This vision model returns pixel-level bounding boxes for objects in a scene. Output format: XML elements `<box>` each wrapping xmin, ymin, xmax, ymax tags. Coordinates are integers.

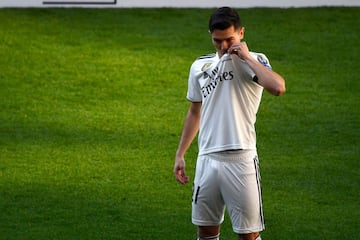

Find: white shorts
<box><xmin>192</xmin><ymin>150</ymin><xmax>265</xmax><ymax>234</ymax></box>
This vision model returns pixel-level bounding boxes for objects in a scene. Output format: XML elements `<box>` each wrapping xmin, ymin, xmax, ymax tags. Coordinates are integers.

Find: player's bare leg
<box><xmin>238</xmin><ymin>232</ymin><xmax>261</xmax><ymax>240</ymax></box>
<box><xmin>197</xmin><ymin>225</ymin><xmax>220</xmax><ymax>239</ymax></box>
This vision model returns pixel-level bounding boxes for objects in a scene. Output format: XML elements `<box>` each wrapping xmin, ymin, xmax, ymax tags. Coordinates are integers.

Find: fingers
<box><xmin>175</xmin><ymin>168</ymin><xmax>190</xmax><ymax>184</ymax></box>
<box><xmin>228</xmin><ymin>42</ymin><xmax>250</xmax><ymax>61</ymax></box>
<box><xmin>177</xmin><ymin>175</ymin><xmax>190</xmax><ymax>184</ymax></box>
<box><xmin>174</xmin><ymin>161</ymin><xmax>190</xmax><ymax>184</ymax></box>
<box><xmin>228</xmin><ymin>42</ymin><xmax>248</xmax><ymax>55</ymax></box>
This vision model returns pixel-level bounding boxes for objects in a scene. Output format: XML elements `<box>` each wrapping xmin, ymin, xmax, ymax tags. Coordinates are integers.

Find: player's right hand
<box><xmin>174</xmin><ymin>157</ymin><xmax>190</xmax><ymax>184</ymax></box>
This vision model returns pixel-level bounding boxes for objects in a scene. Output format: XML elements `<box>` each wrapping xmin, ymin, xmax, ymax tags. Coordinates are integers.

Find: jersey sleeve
<box><xmin>249</xmin><ymin>52</ymin><xmax>272</xmax><ymax>82</ymax></box>
<box><xmin>253</xmin><ymin>53</ymin><xmax>272</xmax><ymax>70</ymax></box>
<box><xmin>186</xmin><ymin>61</ymin><xmax>203</xmax><ymax>102</ymax></box>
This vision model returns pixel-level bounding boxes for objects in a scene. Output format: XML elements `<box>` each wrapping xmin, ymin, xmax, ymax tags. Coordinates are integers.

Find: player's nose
<box><xmin>220</xmin><ymin>42</ymin><xmax>229</xmax><ymax>52</ymax></box>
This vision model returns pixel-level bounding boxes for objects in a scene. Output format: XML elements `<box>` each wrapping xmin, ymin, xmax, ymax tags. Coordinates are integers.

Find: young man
<box><xmin>173</xmin><ymin>7</ymin><xmax>286</xmax><ymax>240</ymax></box>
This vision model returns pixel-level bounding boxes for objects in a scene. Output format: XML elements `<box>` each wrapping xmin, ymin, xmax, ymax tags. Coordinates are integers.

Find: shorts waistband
<box><xmin>206</xmin><ymin>149</ymin><xmax>257</xmax><ymax>162</ymax></box>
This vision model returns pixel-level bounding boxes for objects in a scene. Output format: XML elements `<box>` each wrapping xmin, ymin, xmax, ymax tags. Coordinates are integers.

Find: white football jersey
<box><xmin>187</xmin><ymin>52</ymin><xmax>271</xmax><ymax>155</ymax></box>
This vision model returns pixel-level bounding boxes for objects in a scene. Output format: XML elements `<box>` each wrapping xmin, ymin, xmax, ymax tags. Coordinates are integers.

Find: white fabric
<box><xmin>187</xmin><ymin>52</ymin><xmax>270</xmax><ymax>155</ymax></box>
<box><xmin>192</xmin><ymin>150</ymin><xmax>265</xmax><ymax>233</ymax></box>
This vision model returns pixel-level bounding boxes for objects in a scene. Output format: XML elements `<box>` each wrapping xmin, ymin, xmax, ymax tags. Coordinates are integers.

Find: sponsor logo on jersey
<box><xmin>201</xmin><ymin>66</ymin><xmax>234</xmax><ymax>98</ymax></box>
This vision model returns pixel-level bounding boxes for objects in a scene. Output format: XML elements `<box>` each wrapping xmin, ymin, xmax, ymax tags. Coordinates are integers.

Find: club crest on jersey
<box><xmin>201</xmin><ymin>63</ymin><xmax>212</xmax><ymax>72</ymax></box>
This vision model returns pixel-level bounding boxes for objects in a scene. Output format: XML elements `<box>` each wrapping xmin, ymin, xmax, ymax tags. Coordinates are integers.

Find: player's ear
<box><xmin>240</xmin><ymin>27</ymin><xmax>245</xmax><ymax>36</ymax></box>
<box><xmin>238</xmin><ymin>27</ymin><xmax>245</xmax><ymax>40</ymax></box>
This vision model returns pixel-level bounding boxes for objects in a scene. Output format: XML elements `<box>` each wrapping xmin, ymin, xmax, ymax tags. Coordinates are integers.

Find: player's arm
<box><xmin>229</xmin><ymin>42</ymin><xmax>286</xmax><ymax>96</ymax></box>
<box><xmin>174</xmin><ymin>102</ymin><xmax>202</xmax><ymax>184</ymax></box>
<box><xmin>245</xmin><ymin>55</ymin><xmax>286</xmax><ymax>96</ymax></box>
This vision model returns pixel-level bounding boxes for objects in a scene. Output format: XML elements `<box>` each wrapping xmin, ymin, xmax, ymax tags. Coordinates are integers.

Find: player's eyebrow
<box><xmin>212</xmin><ymin>36</ymin><xmax>234</xmax><ymax>42</ymax></box>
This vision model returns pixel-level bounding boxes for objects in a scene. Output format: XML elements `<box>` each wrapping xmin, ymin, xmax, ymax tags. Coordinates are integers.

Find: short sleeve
<box><xmin>186</xmin><ymin>62</ymin><xmax>203</xmax><ymax>102</ymax></box>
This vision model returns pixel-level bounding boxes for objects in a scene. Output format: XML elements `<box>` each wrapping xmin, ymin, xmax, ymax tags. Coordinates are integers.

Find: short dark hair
<box><xmin>208</xmin><ymin>7</ymin><xmax>242</xmax><ymax>32</ymax></box>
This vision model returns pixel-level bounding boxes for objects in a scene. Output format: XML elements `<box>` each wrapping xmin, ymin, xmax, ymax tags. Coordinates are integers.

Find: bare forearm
<box><xmin>229</xmin><ymin>42</ymin><xmax>286</xmax><ymax>96</ymax></box>
<box><xmin>176</xmin><ymin>111</ymin><xmax>200</xmax><ymax>157</ymax></box>
<box><xmin>176</xmin><ymin>103</ymin><xmax>201</xmax><ymax>158</ymax></box>
<box><xmin>245</xmin><ymin>57</ymin><xmax>286</xmax><ymax>96</ymax></box>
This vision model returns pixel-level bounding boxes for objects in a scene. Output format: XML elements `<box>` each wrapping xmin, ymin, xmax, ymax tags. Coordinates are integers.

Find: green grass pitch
<box><xmin>0</xmin><ymin>7</ymin><xmax>359</xmax><ymax>239</ymax></box>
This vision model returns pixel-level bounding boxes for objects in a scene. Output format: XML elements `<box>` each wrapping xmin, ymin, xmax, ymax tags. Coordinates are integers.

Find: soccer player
<box><xmin>173</xmin><ymin>7</ymin><xmax>286</xmax><ymax>240</ymax></box>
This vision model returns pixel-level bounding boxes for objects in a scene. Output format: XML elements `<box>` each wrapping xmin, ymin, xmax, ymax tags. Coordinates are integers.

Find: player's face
<box><xmin>211</xmin><ymin>26</ymin><xmax>244</xmax><ymax>58</ymax></box>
